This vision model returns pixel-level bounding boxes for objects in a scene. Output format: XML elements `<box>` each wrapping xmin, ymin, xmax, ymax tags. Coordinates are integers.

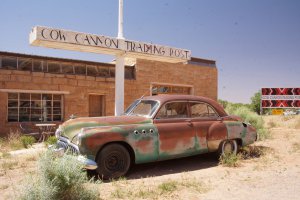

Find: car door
<box><xmin>189</xmin><ymin>101</ymin><xmax>221</xmax><ymax>153</ymax></box>
<box><xmin>153</xmin><ymin>101</ymin><xmax>197</xmax><ymax>160</ymax></box>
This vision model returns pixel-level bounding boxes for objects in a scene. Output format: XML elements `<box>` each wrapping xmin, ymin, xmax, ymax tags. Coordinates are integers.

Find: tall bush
<box><xmin>19</xmin><ymin>151</ymin><xmax>99</xmax><ymax>200</ymax></box>
<box><xmin>225</xmin><ymin>103</ymin><xmax>269</xmax><ymax>140</ymax></box>
<box><xmin>250</xmin><ymin>91</ymin><xmax>261</xmax><ymax>114</ymax></box>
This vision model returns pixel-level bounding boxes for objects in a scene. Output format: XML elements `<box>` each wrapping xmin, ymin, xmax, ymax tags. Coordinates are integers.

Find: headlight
<box><xmin>55</xmin><ymin>128</ymin><xmax>62</xmax><ymax>138</ymax></box>
<box><xmin>71</xmin><ymin>134</ymin><xmax>82</xmax><ymax>146</ymax></box>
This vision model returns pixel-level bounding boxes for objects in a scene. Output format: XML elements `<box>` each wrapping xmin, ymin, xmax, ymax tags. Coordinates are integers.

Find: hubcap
<box><xmin>104</xmin><ymin>153</ymin><xmax>124</xmax><ymax>171</ymax></box>
<box><xmin>224</xmin><ymin>142</ymin><xmax>233</xmax><ymax>154</ymax></box>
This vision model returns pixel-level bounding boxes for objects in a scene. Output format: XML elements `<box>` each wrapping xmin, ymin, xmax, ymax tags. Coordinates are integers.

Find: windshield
<box><xmin>124</xmin><ymin>100</ymin><xmax>159</xmax><ymax>118</ymax></box>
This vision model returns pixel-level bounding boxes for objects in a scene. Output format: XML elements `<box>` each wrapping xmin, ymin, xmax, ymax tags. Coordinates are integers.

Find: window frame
<box><xmin>154</xmin><ymin>101</ymin><xmax>190</xmax><ymax>120</ymax></box>
<box><xmin>7</xmin><ymin>92</ymin><xmax>64</xmax><ymax>122</ymax></box>
<box><xmin>188</xmin><ymin>101</ymin><xmax>220</xmax><ymax>119</ymax></box>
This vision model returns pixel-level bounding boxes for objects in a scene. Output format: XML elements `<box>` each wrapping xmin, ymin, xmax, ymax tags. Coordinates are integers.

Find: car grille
<box><xmin>57</xmin><ymin>137</ymin><xmax>79</xmax><ymax>155</ymax></box>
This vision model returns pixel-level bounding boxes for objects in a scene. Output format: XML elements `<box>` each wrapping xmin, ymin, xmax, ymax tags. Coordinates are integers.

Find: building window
<box><xmin>151</xmin><ymin>84</ymin><xmax>192</xmax><ymax>95</ymax></box>
<box><xmin>48</xmin><ymin>62</ymin><xmax>61</xmax><ymax>73</ymax></box>
<box><xmin>7</xmin><ymin>93</ymin><xmax>63</xmax><ymax>122</ymax></box>
<box><xmin>74</xmin><ymin>64</ymin><xmax>86</xmax><ymax>75</ymax></box>
<box><xmin>18</xmin><ymin>58</ymin><xmax>33</xmax><ymax>71</ymax></box>
<box><xmin>125</xmin><ymin>66</ymin><xmax>135</xmax><ymax>79</ymax></box>
<box><xmin>0</xmin><ymin>54</ymin><xmax>135</xmax><ymax>79</ymax></box>
<box><xmin>61</xmin><ymin>62</ymin><xmax>74</xmax><ymax>74</ymax></box>
<box><xmin>1</xmin><ymin>56</ymin><xmax>17</xmax><ymax>70</ymax></box>
<box><xmin>33</xmin><ymin>60</ymin><xmax>44</xmax><ymax>72</ymax></box>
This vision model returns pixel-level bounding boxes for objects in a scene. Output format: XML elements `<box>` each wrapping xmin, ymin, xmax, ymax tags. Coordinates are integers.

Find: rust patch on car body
<box><xmin>79</xmin><ymin>123</ymin><xmax>159</xmax><ymax>164</ymax></box>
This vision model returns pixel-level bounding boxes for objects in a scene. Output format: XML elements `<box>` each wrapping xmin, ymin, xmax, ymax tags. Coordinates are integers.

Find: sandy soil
<box><xmin>0</xmin><ymin>115</ymin><xmax>299</xmax><ymax>200</ymax></box>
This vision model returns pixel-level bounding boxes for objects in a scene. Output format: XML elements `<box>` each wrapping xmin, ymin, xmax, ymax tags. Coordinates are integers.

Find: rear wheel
<box><xmin>96</xmin><ymin>144</ymin><xmax>131</xmax><ymax>180</ymax></box>
<box><xmin>219</xmin><ymin>140</ymin><xmax>238</xmax><ymax>156</ymax></box>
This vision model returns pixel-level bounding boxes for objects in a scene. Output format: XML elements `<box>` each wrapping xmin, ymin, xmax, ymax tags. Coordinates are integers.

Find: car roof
<box><xmin>141</xmin><ymin>94</ymin><xmax>228</xmax><ymax>117</ymax></box>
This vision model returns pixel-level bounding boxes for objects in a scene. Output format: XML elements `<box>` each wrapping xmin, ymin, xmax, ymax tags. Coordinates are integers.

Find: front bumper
<box><xmin>54</xmin><ymin>137</ymin><xmax>98</xmax><ymax>170</ymax></box>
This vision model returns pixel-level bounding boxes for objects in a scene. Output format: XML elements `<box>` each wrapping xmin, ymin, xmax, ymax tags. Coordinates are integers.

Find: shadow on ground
<box><xmin>89</xmin><ymin>145</ymin><xmax>272</xmax><ymax>182</ymax></box>
<box><xmin>127</xmin><ymin>153</ymin><xmax>218</xmax><ymax>180</ymax></box>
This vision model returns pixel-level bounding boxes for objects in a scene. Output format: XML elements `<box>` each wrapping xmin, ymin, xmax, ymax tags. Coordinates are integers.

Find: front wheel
<box><xmin>96</xmin><ymin>144</ymin><xmax>131</xmax><ymax>180</ymax></box>
<box><xmin>218</xmin><ymin>140</ymin><xmax>238</xmax><ymax>156</ymax></box>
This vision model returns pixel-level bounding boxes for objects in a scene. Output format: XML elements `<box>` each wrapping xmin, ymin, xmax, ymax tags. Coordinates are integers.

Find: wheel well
<box><xmin>96</xmin><ymin>141</ymin><xmax>135</xmax><ymax>165</ymax></box>
<box><xmin>235</xmin><ymin>138</ymin><xmax>243</xmax><ymax>147</ymax></box>
<box><xmin>218</xmin><ymin>138</ymin><xmax>242</xmax><ymax>151</ymax></box>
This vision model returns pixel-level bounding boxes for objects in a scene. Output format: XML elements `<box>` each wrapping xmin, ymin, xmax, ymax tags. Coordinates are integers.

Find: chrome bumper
<box><xmin>53</xmin><ymin>137</ymin><xmax>98</xmax><ymax>170</ymax></box>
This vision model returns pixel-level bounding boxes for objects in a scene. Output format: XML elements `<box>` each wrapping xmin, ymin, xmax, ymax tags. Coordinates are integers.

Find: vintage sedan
<box><xmin>55</xmin><ymin>95</ymin><xmax>257</xmax><ymax>179</ymax></box>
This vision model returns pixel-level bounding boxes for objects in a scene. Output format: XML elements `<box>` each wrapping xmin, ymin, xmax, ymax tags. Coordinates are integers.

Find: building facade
<box><xmin>0</xmin><ymin>51</ymin><xmax>217</xmax><ymax>136</ymax></box>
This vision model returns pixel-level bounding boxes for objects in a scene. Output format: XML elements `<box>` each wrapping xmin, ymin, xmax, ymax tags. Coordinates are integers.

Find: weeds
<box><xmin>219</xmin><ymin>153</ymin><xmax>242</xmax><ymax>167</ymax></box>
<box><xmin>0</xmin><ymin>184</ymin><xmax>9</xmax><ymax>190</ymax></box>
<box><xmin>267</xmin><ymin>120</ymin><xmax>277</xmax><ymax>128</ymax></box>
<box><xmin>292</xmin><ymin>142</ymin><xmax>300</xmax><ymax>152</ymax></box>
<box><xmin>158</xmin><ymin>180</ymin><xmax>177</xmax><ymax>193</ymax></box>
<box><xmin>109</xmin><ymin>175</ymin><xmax>210</xmax><ymax>199</ymax></box>
<box><xmin>20</xmin><ymin>136</ymin><xmax>36</xmax><ymax>148</ymax></box>
<box><xmin>295</xmin><ymin>119</ymin><xmax>300</xmax><ymax>129</ymax></box>
<box><xmin>7</xmin><ymin>130</ymin><xmax>23</xmax><ymax>150</ymax></box>
<box><xmin>1</xmin><ymin>159</ymin><xmax>19</xmax><ymax>171</ymax></box>
<box><xmin>239</xmin><ymin>146</ymin><xmax>267</xmax><ymax>159</ymax></box>
<box><xmin>19</xmin><ymin>151</ymin><xmax>99</xmax><ymax>200</ymax></box>
<box><xmin>45</xmin><ymin>136</ymin><xmax>57</xmax><ymax>147</ymax></box>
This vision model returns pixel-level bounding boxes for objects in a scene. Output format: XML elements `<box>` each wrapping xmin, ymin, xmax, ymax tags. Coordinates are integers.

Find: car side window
<box><xmin>190</xmin><ymin>102</ymin><xmax>219</xmax><ymax>118</ymax></box>
<box><xmin>156</xmin><ymin>102</ymin><xmax>188</xmax><ymax>119</ymax></box>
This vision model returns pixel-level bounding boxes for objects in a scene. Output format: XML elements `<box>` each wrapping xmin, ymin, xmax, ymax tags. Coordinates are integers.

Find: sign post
<box><xmin>115</xmin><ymin>0</ymin><xmax>125</xmax><ymax>116</ymax></box>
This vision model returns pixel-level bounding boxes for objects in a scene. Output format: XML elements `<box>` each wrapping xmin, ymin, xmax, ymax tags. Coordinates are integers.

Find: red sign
<box><xmin>261</xmin><ymin>88</ymin><xmax>300</xmax><ymax>108</ymax></box>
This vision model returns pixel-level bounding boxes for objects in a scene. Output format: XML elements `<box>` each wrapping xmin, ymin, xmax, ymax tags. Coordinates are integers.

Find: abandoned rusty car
<box><xmin>55</xmin><ymin>95</ymin><xmax>257</xmax><ymax>179</ymax></box>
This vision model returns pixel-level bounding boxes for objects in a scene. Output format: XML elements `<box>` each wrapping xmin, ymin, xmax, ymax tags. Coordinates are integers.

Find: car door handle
<box><xmin>185</xmin><ymin>119</ymin><xmax>193</xmax><ymax>127</ymax></box>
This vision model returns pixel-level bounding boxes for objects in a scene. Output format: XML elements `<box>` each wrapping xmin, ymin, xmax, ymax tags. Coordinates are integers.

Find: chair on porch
<box><xmin>19</xmin><ymin>123</ymin><xmax>41</xmax><ymax>141</ymax></box>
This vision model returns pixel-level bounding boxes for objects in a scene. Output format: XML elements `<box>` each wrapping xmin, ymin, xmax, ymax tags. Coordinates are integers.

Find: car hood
<box><xmin>59</xmin><ymin>115</ymin><xmax>152</xmax><ymax>139</ymax></box>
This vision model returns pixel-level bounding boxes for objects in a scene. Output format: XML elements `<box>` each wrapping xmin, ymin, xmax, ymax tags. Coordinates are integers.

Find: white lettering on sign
<box><xmin>30</xmin><ymin>26</ymin><xmax>191</xmax><ymax>63</ymax></box>
<box><xmin>262</xmin><ymin>95</ymin><xmax>300</xmax><ymax>100</ymax></box>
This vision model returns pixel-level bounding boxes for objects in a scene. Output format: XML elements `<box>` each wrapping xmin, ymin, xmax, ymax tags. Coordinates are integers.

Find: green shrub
<box><xmin>20</xmin><ymin>136</ymin><xmax>36</xmax><ymax>148</ymax></box>
<box><xmin>45</xmin><ymin>136</ymin><xmax>58</xmax><ymax>146</ymax></box>
<box><xmin>219</xmin><ymin>152</ymin><xmax>242</xmax><ymax>167</ymax></box>
<box><xmin>19</xmin><ymin>151</ymin><xmax>99</xmax><ymax>200</ymax></box>
<box><xmin>225</xmin><ymin>103</ymin><xmax>269</xmax><ymax>140</ymax></box>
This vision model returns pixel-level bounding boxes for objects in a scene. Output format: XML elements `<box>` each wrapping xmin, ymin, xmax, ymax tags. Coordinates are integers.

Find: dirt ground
<box><xmin>0</xmin><ymin>115</ymin><xmax>300</xmax><ymax>200</ymax></box>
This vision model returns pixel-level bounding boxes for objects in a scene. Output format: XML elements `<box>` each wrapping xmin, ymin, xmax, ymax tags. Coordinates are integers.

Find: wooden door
<box><xmin>89</xmin><ymin>95</ymin><xmax>105</xmax><ymax>117</ymax></box>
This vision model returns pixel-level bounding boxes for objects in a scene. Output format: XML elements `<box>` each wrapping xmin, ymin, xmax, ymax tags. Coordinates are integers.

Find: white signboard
<box><xmin>30</xmin><ymin>26</ymin><xmax>191</xmax><ymax>63</ymax></box>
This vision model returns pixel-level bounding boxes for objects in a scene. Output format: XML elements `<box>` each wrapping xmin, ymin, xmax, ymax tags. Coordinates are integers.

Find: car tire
<box><xmin>218</xmin><ymin>139</ymin><xmax>238</xmax><ymax>156</ymax></box>
<box><xmin>96</xmin><ymin>144</ymin><xmax>131</xmax><ymax>180</ymax></box>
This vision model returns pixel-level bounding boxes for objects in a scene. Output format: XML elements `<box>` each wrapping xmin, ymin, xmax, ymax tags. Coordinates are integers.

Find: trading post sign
<box><xmin>261</xmin><ymin>88</ymin><xmax>300</xmax><ymax>108</ymax></box>
<box><xmin>29</xmin><ymin>26</ymin><xmax>191</xmax><ymax>63</ymax></box>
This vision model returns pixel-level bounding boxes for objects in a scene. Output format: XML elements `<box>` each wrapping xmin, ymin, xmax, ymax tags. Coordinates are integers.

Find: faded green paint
<box><xmin>224</xmin><ymin>121</ymin><xmax>256</xmax><ymax>146</ymax></box>
<box><xmin>60</xmin><ymin>115</ymin><xmax>152</xmax><ymax>139</ymax></box>
<box><xmin>125</xmin><ymin>123</ymin><xmax>159</xmax><ymax>164</ymax></box>
<box><xmin>194</xmin><ymin>134</ymin><xmax>209</xmax><ymax>154</ymax></box>
<box><xmin>77</xmin><ymin>123</ymin><xmax>159</xmax><ymax>164</ymax></box>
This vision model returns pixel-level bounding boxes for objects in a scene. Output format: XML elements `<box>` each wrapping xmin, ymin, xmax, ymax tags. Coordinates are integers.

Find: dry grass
<box><xmin>292</xmin><ymin>142</ymin><xmax>300</xmax><ymax>152</ymax></box>
<box><xmin>267</xmin><ymin>120</ymin><xmax>277</xmax><ymax>128</ymax></box>
<box><xmin>295</xmin><ymin>118</ymin><xmax>300</xmax><ymax>129</ymax></box>
<box><xmin>108</xmin><ymin>174</ymin><xmax>210</xmax><ymax>199</ymax></box>
<box><xmin>0</xmin><ymin>130</ymin><xmax>24</xmax><ymax>153</ymax></box>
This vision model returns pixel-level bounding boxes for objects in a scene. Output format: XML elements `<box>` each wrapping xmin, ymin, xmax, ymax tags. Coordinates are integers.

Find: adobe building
<box><xmin>0</xmin><ymin>51</ymin><xmax>217</xmax><ymax>136</ymax></box>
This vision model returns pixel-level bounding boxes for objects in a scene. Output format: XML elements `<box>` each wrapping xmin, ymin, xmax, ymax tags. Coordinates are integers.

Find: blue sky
<box><xmin>1</xmin><ymin>0</ymin><xmax>299</xmax><ymax>103</ymax></box>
